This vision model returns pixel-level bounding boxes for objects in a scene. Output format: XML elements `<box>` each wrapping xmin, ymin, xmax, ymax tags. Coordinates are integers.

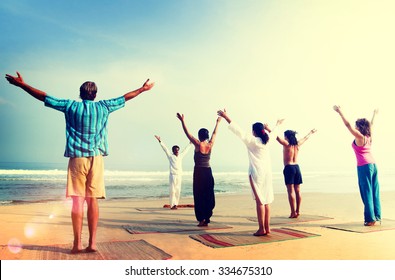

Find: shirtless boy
<box><xmin>276</xmin><ymin>128</ymin><xmax>317</xmax><ymax>218</ymax></box>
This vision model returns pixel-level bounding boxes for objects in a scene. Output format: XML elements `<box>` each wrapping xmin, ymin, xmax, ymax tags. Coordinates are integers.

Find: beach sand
<box><xmin>1</xmin><ymin>190</ymin><xmax>395</xmax><ymax>260</ymax></box>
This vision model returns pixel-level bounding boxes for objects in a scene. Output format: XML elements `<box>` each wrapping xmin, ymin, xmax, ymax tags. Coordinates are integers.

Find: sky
<box><xmin>1</xmin><ymin>0</ymin><xmax>395</xmax><ymax>173</ymax></box>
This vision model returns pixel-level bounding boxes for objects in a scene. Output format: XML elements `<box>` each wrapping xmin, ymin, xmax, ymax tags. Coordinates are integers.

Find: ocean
<box><xmin>0</xmin><ymin>162</ymin><xmax>394</xmax><ymax>205</ymax></box>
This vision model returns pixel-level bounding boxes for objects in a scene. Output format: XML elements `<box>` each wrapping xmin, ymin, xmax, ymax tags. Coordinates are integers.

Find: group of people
<box><xmin>155</xmin><ymin>105</ymin><xmax>381</xmax><ymax>237</ymax></box>
<box><xmin>5</xmin><ymin>71</ymin><xmax>382</xmax><ymax>253</ymax></box>
<box><xmin>156</xmin><ymin>108</ymin><xmax>316</xmax><ymax>236</ymax></box>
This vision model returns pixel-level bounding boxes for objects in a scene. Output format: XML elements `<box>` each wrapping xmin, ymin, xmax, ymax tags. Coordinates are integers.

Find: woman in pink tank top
<box><xmin>334</xmin><ymin>106</ymin><xmax>381</xmax><ymax>226</ymax></box>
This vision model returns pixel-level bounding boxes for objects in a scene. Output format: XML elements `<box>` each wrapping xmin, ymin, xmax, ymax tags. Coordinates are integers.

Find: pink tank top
<box><xmin>352</xmin><ymin>136</ymin><xmax>375</xmax><ymax>166</ymax></box>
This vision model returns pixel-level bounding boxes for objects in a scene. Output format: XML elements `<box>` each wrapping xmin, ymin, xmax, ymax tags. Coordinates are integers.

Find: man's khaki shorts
<box><xmin>66</xmin><ymin>155</ymin><xmax>105</xmax><ymax>198</ymax></box>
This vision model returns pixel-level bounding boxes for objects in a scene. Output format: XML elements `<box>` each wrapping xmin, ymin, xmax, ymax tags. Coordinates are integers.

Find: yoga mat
<box><xmin>247</xmin><ymin>214</ymin><xmax>333</xmax><ymax>225</ymax></box>
<box><xmin>136</xmin><ymin>204</ymin><xmax>194</xmax><ymax>211</ymax></box>
<box><xmin>323</xmin><ymin>218</ymin><xmax>395</xmax><ymax>233</ymax></box>
<box><xmin>123</xmin><ymin>220</ymin><xmax>232</xmax><ymax>234</ymax></box>
<box><xmin>189</xmin><ymin>228</ymin><xmax>320</xmax><ymax>248</ymax></box>
<box><xmin>0</xmin><ymin>240</ymin><xmax>172</xmax><ymax>260</ymax></box>
<box><xmin>163</xmin><ymin>204</ymin><xmax>194</xmax><ymax>208</ymax></box>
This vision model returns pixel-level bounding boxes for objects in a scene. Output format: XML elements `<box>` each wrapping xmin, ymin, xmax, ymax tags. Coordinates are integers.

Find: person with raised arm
<box><xmin>176</xmin><ymin>113</ymin><xmax>221</xmax><ymax>226</ymax></box>
<box><xmin>154</xmin><ymin>135</ymin><xmax>192</xmax><ymax>209</ymax></box>
<box><xmin>217</xmin><ymin>109</ymin><xmax>283</xmax><ymax>236</ymax></box>
<box><xmin>5</xmin><ymin>71</ymin><xmax>154</xmax><ymax>253</ymax></box>
<box><xmin>276</xmin><ymin>127</ymin><xmax>317</xmax><ymax>218</ymax></box>
<box><xmin>333</xmin><ymin>105</ymin><xmax>381</xmax><ymax>226</ymax></box>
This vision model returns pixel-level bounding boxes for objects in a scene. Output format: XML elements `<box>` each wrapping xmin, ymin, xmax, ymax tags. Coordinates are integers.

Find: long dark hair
<box><xmin>252</xmin><ymin>122</ymin><xmax>269</xmax><ymax>144</ymax></box>
<box><xmin>284</xmin><ymin>130</ymin><xmax>298</xmax><ymax>146</ymax></box>
<box><xmin>355</xmin><ymin>118</ymin><xmax>371</xmax><ymax>136</ymax></box>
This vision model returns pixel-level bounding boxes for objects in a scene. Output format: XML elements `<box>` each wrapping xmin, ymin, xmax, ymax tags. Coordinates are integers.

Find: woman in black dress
<box><xmin>177</xmin><ymin>113</ymin><xmax>222</xmax><ymax>226</ymax></box>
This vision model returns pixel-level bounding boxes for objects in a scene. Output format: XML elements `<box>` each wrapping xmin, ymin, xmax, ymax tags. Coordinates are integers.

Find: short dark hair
<box><xmin>79</xmin><ymin>81</ymin><xmax>97</xmax><ymax>100</ymax></box>
<box><xmin>198</xmin><ymin>128</ymin><xmax>209</xmax><ymax>141</ymax></box>
<box><xmin>172</xmin><ymin>145</ymin><xmax>180</xmax><ymax>153</ymax></box>
<box><xmin>355</xmin><ymin>118</ymin><xmax>371</xmax><ymax>136</ymax></box>
<box><xmin>284</xmin><ymin>130</ymin><xmax>298</xmax><ymax>146</ymax></box>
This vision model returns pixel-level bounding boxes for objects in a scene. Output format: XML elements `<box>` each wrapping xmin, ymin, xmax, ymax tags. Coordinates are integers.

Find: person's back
<box><xmin>276</xmin><ymin>128</ymin><xmax>316</xmax><ymax>218</ymax></box>
<box><xmin>45</xmin><ymin>95</ymin><xmax>125</xmax><ymax>157</ymax></box>
<box><xmin>196</xmin><ymin>129</ymin><xmax>214</xmax><ymax>154</ymax></box>
<box><xmin>352</xmin><ymin>136</ymin><xmax>375</xmax><ymax>166</ymax></box>
<box><xmin>192</xmin><ymin>129</ymin><xmax>214</xmax><ymax>168</ymax></box>
<box><xmin>5</xmin><ymin>72</ymin><xmax>154</xmax><ymax>253</ymax></box>
<box><xmin>282</xmin><ymin>144</ymin><xmax>299</xmax><ymax>165</ymax></box>
<box><xmin>194</xmin><ymin>149</ymin><xmax>211</xmax><ymax>168</ymax></box>
<box><xmin>176</xmin><ymin>114</ymin><xmax>221</xmax><ymax>227</ymax></box>
<box><xmin>333</xmin><ymin>106</ymin><xmax>380</xmax><ymax>226</ymax></box>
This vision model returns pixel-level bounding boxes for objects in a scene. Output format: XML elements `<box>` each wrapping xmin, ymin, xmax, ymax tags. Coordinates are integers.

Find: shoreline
<box><xmin>1</xmin><ymin>191</ymin><xmax>395</xmax><ymax>260</ymax></box>
<box><xmin>2</xmin><ymin>167</ymin><xmax>394</xmax><ymax>205</ymax></box>
<box><xmin>0</xmin><ymin>188</ymin><xmax>372</xmax><ymax>207</ymax></box>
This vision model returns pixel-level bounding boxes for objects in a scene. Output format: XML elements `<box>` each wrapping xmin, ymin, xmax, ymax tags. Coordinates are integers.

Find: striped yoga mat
<box><xmin>0</xmin><ymin>240</ymin><xmax>172</xmax><ymax>260</ymax></box>
<box><xmin>189</xmin><ymin>228</ymin><xmax>320</xmax><ymax>248</ymax></box>
<box><xmin>323</xmin><ymin>218</ymin><xmax>395</xmax><ymax>233</ymax></box>
<box><xmin>123</xmin><ymin>220</ymin><xmax>232</xmax><ymax>234</ymax></box>
<box><xmin>247</xmin><ymin>214</ymin><xmax>333</xmax><ymax>225</ymax></box>
<box><xmin>136</xmin><ymin>204</ymin><xmax>194</xmax><ymax>211</ymax></box>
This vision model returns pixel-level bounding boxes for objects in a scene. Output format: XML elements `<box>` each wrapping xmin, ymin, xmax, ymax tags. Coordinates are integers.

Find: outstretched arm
<box><xmin>179</xmin><ymin>142</ymin><xmax>193</xmax><ymax>157</ymax></box>
<box><xmin>298</xmin><ymin>129</ymin><xmax>317</xmax><ymax>146</ymax></box>
<box><xmin>274</xmin><ymin>119</ymin><xmax>288</xmax><ymax>145</ymax></box>
<box><xmin>155</xmin><ymin>135</ymin><xmax>171</xmax><ymax>157</ymax></box>
<box><xmin>333</xmin><ymin>105</ymin><xmax>363</xmax><ymax>140</ymax></box>
<box><xmin>209</xmin><ymin>117</ymin><xmax>222</xmax><ymax>145</ymax></box>
<box><xmin>266</xmin><ymin>119</ymin><xmax>284</xmax><ymax>133</ymax></box>
<box><xmin>218</xmin><ymin>109</ymin><xmax>250</xmax><ymax>143</ymax></box>
<box><xmin>371</xmin><ymin>108</ymin><xmax>379</xmax><ymax>127</ymax></box>
<box><xmin>5</xmin><ymin>72</ymin><xmax>47</xmax><ymax>102</ymax></box>
<box><xmin>123</xmin><ymin>79</ymin><xmax>155</xmax><ymax>101</ymax></box>
<box><xmin>276</xmin><ymin>135</ymin><xmax>289</xmax><ymax>146</ymax></box>
<box><xmin>176</xmin><ymin>113</ymin><xmax>200</xmax><ymax>146</ymax></box>
<box><xmin>265</xmin><ymin>119</ymin><xmax>284</xmax><ymax>140</ymax></box>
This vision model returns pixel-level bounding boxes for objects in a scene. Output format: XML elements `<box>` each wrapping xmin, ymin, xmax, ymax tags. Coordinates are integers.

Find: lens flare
<box><xmin>24</xmin><ymin>224</ymin><xmax>35</xmax><ymax>238</ymax></box>
<box><xmin>7</xmin><ymin>238</ymin><xmax>22</xmax><ymax>254</ymax></box>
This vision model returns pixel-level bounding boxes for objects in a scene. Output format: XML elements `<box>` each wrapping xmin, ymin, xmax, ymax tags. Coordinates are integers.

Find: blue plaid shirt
<box><xmin>45</xmin><ymin>95</ymin><xmax>125</xmax><ymax>158</ymax></box>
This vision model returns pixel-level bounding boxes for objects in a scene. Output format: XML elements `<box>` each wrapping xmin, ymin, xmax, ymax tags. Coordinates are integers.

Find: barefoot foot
<box><xmin>253</xmin><ymin>230</ymin><xmax>267</xmax><ymax>236</ymax></box>
<box><xmin>70</xmin><ymin>247</ymin><xmax>83</xmax><ymax>254</ymax></box>
<box><xmin>85</xmin><ymin>246</ymin><xmax>98</xmax><ymax>253</ymax></box>
<box><xmin>197</xmin><ymin>220</ymin><xmax>208</xmax><ymax>227</ymax></box>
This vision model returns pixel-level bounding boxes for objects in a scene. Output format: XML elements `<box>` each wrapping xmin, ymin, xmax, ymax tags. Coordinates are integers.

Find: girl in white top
<box><xmin>218</xmin><ymin>109</ymin><xmax>283</xmax><ymax>236</ymax></box>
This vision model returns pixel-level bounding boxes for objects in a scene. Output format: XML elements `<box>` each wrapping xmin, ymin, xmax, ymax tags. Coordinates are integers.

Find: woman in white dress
<box><xmin>218</xmin><ymin>109</ymin><xmax>282</xmax><ymax>236</ymax></box>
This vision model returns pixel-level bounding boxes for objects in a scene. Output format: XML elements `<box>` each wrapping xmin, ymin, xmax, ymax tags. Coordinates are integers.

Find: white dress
<box><xmin>228</xmin><ymin>122</ymin><xmax>274</xmax><ymax>204</ymax></box>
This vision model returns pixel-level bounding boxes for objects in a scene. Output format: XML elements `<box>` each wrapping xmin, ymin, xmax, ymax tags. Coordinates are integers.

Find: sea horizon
<box><xmin>1</xmin><ymin>161</ymin><xmax>394</xmax><ymax>206</ymax></box>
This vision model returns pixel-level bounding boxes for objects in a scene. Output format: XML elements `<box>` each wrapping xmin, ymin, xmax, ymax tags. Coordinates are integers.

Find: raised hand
<box><xmin>5</xmin><ymin>72</ymin><xmax>24</xmax><ymax>87</ymax></box>
<box><xmin>141</xmin><ymin>79</ymin><xmax>155</xmax><ymax>92</ymax></box>
<box><xmin>333</xmin><ymin>105</ymin><xmax>341</xmax><ymax>113</ymax></box>
<box><xmin>217</xmin><ymin>109</ymin><xmax>231</xmax><ymax>123</ymax></box>
<box><xmin>176</xmin><ymin>113</ymin><xmax>184</xmax><ymax>122</ymax></box>
<box><xmin>276</xmin><ymin>119</ymin><xmax>285</xmax><ymax>126</ymax></box>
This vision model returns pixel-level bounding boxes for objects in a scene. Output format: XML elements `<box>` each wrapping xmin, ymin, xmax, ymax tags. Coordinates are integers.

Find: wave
<box><xmin>0</xmin><ymin>169</ymin><xmax>66</xmax><ymax>175</ymax></box>
<box><xmin>0</xmin><ymin>169</ymin><xmax>366</xmax><ymax>178</ymax></box>
<box><xmin>1</xmin><ymin>167</ymin><xmax>394</xmax><ymax>206</ymax></box>
<box><xmin>0</xmin><ymin>198</ymin><xmax>64</xmax><ymax>205</ymax></box>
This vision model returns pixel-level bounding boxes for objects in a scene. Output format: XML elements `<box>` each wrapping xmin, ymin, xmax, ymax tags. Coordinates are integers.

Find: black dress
<box><xmin>193</xmin><ymin>151</ymin><xmax>215</xmax><ymax>223</ymax></box>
